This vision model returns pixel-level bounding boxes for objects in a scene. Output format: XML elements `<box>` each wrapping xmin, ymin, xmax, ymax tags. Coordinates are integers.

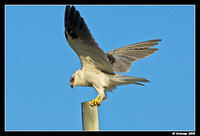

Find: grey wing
<box><xmin>106</xmin><ymin>39</ymin><xmax>162</xmax><ymax>72</ymax></box>
<box><xmin>65</xmin><ymin>6</ymin><xmax>114</xmax><ymax>74</ymax></box>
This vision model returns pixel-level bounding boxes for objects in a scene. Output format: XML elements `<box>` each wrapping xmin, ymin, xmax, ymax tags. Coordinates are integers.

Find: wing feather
<box><xmin>106</xmin><ymin>39</ymin><xmax>162</xmax><ymax>72</ymax></box>
<box><xmin>65</xmin><ymin>6</ymin><xmax>114</xmax><ymax>74</ymax></box>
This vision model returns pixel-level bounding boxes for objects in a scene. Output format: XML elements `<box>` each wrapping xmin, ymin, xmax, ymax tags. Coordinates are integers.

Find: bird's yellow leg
<box><xmin>90</xmin><ymin>96</ymin><xmax>103</xmax><ymax>107</ymax></box>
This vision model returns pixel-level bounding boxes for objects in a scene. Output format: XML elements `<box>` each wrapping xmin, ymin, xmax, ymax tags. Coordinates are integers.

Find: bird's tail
<box><xmin>110</xmin><ymin>74</ymin><xmax>150</xmax><ymax>86</ymax></box>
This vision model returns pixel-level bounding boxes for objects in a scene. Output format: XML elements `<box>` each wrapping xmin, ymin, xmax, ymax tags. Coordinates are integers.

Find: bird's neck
<box><xmin>74</xmin><ymin>69</ymin><xmax>91</xmax><ymax>87</ymax></box>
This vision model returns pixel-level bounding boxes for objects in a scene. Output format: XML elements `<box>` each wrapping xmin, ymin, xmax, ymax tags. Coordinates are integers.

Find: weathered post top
<box><xmin>81</xmin><ymin>101</ymin><xmax>99</xmax><ymax>131</ymax></box>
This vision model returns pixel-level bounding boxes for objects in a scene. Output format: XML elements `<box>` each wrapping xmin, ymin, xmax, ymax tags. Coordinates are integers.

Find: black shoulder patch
<box><xmin>106</xmin><ymin>54</ymin><xmax>115</xmax><ymax>65</ymax></box>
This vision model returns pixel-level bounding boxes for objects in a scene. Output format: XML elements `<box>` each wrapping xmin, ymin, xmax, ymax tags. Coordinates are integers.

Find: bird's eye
<box><xmin>70</xmin><ymin>77</ymin><xmax>74</xmax><ymax>82</ymax></box>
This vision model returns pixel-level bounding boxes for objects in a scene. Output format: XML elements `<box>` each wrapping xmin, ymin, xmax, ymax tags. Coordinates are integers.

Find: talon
<box><xmin>90</xmin><ymin>96</ymin><xmax>103</xmax><ymax>107</ymax></box>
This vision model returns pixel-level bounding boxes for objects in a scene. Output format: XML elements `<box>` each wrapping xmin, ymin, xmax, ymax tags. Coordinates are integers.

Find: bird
<box><xmin>64</xmin><ymin>5</ymin><xmax>162</xmax><ymax>107</ymax></box>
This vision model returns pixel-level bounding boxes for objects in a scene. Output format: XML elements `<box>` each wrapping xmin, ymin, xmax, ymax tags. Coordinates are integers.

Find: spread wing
<box><xmin>106</xmin><ymin>39</ymin><xmax>162</xmax><ymax>72</ymax></box>
<box><xmin>65</xmin><ymin>6</ymin><xmax>114</xmax><ymax>74</ymax></box>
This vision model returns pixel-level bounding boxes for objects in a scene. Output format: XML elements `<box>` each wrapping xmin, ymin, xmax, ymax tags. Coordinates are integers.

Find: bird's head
<box><xmin>70</xmin><ymin>70</ymin><xmax>83</xmax><ymax>88</ymax></box>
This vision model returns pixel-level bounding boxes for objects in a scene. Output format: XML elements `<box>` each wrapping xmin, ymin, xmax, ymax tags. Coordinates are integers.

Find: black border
<box><xmin>1</xmin><ymin>1</ymin><xmax>5</xmax><ymax>136</ymax></box>
<box><xmin>195</xmin><ymin>2</ymin><xmax>199</xmax><ymax>136</ymax></box>
<box><xmin>1</xmin><ymin>0</ymin><xmax>198</xmax><ymax>135</ymax></box>
<box><xmin>0</xmin><ymin>0</ymin><xmax>198</xmax><ymax>5</ymax></box>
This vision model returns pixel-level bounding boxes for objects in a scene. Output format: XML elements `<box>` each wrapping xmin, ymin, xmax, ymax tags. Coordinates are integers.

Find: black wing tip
<box><xmin>65</xmin><ymin>5</ymin><xmax>71</xmax><ymax>14</ymax></box>
<box><xmin>65</xmin><ymin>5</ymin><xmax>79</xmax><ymax>39</ymax></box>
<box><xmin>70</xmin><ymin>5</ymin><xmax>76</xmax><ymax>12</ymax></box>
<box><xmin>66</xmin><ymin>5</ymin><xmax>74</xmax><ymax>8</ymax></box>
<box><xmin>65</xmin><ymin>5</ymin><xmax>76</xmax><ymax>15</ymax></box>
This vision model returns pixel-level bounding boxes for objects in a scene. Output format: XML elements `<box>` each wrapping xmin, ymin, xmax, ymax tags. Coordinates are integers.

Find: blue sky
<box><xmin>5</xmin><ymin>5</ymin><xmax>195</xmax><ymax>131</ymax></box>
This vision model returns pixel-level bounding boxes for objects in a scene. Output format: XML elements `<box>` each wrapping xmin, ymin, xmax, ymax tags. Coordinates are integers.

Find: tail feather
<box><xmin>110</xmin><ymin>74</ymin><xmax>150</xmax><ymax>86</ymax></box>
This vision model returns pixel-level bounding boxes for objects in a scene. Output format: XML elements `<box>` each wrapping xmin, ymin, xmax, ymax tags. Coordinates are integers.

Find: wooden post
<box><xmin>81</xmin><ymin>101</ymin><xmax>99</xmax><ymax>131</ymax></box>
